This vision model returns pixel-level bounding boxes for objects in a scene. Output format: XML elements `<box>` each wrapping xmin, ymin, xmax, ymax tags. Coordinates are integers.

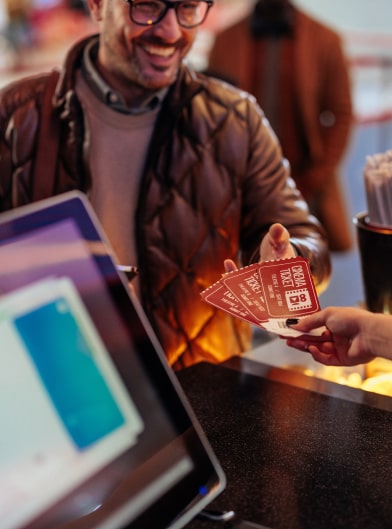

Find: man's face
<box><xmin>89</xmin><ymin>0</ymin><xmax>200</xmax><ymax>99</ymax></box>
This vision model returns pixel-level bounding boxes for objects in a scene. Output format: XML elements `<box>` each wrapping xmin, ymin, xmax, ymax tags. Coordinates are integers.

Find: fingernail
<box><xmin>286</xmin><ymin>318</ymin><xmax>299</xmax><ymax>326</ymax></box>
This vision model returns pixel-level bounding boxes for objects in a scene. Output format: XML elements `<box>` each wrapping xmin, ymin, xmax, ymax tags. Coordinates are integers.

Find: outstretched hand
<box><xmin>286</xmin><ymin>307</ymin><xmax>379</xmax><ymax>366</ymax></box>
<box><xmin>259</xmin><ymin>223</ymin><xmax>296</xmax><ymax>261</ymax></box>
<box><xmin>224</xmin><ymin>223</ymin><xmax>296</xmax><ymax>273</ymax></box>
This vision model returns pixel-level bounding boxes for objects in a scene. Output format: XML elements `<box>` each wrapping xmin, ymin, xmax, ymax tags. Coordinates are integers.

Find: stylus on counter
<box><xmin>116</xmin><ymin>265</ymin><xmax>139</xmax><ymax>281</ymax></box>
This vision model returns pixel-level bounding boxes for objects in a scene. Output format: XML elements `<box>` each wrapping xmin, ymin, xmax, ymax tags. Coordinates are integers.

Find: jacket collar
<box><xmin>53</xmin><ymin>35</ymin><xmax>93</xmax><ymax>110</ymax></box>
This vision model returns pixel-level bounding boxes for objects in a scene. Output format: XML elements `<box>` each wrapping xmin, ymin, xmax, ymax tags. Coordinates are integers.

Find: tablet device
<box><xmin>0</xmin><ymin>191</ymin><xmax>226</xmax><ymax>529</ymax></box>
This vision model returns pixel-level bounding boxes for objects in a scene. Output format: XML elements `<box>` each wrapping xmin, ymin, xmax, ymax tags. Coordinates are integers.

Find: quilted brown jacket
<box><xmin>0</xmin><ymin>35</ymin><xmax>330</xmax><ymax>369</ymax></box>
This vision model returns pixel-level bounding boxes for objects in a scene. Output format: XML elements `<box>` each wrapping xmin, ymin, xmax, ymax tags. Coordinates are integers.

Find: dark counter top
<box><xmin>177</xmin><ymin>358</ymin><xmax>392</xmax><ymax>529</ymax></box>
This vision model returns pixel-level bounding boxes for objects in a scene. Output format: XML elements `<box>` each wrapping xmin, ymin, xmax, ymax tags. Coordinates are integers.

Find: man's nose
<box><xmin>156</xmin><ymin>7</ymin><xmax>183</xmax><ymax>40</ymax></box>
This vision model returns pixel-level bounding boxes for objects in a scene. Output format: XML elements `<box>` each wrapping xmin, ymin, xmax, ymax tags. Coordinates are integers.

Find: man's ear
<box><xmin>86</xmin><ymin>0</ymin><xmax>104</xmax><ymax>21</ymax></box>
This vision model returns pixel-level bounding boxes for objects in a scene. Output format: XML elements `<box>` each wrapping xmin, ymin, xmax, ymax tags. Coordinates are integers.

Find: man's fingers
<box><xmin>224</xmin><ymin>259</ymin><xmax>238</xmax><ymax>274</ymax></box>
<box><xmin>269</xmin><ymin>223</ymin><xmax>289</xmax><ymax>244</ymax></box>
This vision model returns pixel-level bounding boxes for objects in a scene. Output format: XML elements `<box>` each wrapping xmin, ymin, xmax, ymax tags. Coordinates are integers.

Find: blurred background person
<box><xmin>207</xmin><ymin>0</ymin><xmax>354</xmax><ymax>252</ymax></box>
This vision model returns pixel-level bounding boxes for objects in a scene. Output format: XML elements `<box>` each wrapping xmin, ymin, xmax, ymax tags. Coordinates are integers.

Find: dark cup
<box><xmin>354</xmin><ymin>212</ymin><xmax>392</xmax><ymax>313</ymax></box>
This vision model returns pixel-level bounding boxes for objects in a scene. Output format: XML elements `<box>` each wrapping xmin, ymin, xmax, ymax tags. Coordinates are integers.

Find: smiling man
<box><xmin>92</xmin><ymin>0</ymin><xmax>207</xmax><ymax>96</ymax></box>
<box><xmin>0</xmin><ymin>0</ymin><xmax>331</xmax><ymax>369</ymax></box>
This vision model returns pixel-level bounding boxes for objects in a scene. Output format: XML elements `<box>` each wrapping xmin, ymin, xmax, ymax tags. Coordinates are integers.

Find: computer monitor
<box><xmin>0</xmin><ymin>191</ymin><xmax>225</xmax><ymax>529</ymax></box>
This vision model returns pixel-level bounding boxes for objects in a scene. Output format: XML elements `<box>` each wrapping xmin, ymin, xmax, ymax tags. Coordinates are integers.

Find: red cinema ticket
<box><xmin>221</xmin><ymin>264</ymin><xmax>268</xmax><ymax>323</ymax></box>
<box><xmin>257</xmin><ymin>257</ymin><xmax>320</xmax><ymax>318</ymax></box>
<box><xmin>200</xmin><ymin>257</ymin><xmax>324</xmax><ymax>338</ymax></box>
<box><xmin>200</xmin><ymin>281</ymin><xmax>259</xmax><ymax>325</ymax></box>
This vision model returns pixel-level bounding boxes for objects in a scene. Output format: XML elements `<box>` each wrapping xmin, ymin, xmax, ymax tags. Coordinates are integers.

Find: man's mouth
<box><xmin>141</xmin><ymin>43</ymin><xmax>176</xmax><ymax>58</ymax></box>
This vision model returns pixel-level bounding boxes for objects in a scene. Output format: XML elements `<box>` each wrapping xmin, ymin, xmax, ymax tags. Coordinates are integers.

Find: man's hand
<box><xmin>224</xmin><ymin>223</ymin><xmax>295</xmax><ymax>273</ymax></box>
<box><xmin>259</xmin><ymin>223</ymin><xmax>296</xmax><ymax>262</ymax></box>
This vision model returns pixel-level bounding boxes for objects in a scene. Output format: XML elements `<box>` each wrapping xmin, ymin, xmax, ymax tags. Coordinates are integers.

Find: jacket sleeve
<box><xmin>240</xmin><ymin>98</ymin><xmax>331</xmax><ymax>292</ymax></box>
<box><xmin>0</xmin><ymin>77</ymin><xmax>45</xmax><ymax>211</ymax></box>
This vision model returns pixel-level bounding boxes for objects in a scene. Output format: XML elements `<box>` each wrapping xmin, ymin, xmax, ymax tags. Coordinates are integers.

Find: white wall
<box><xmin>293</xmin><ymin>0</ymin><xmax>392</xmax><ymax>35</ymax></box>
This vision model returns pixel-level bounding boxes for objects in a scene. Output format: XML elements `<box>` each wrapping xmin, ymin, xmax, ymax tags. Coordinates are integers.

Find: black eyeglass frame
<box><xmin>124</xmin><ymin>0</ymin><xmax>214</xmax><ymax>29</ymax></box>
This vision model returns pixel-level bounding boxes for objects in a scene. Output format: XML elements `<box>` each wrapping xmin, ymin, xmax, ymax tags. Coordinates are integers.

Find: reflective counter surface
<box><xmin>178</xmin><ymin>357</ymin><xmax>392</xmax><ymax>529</ymax></box>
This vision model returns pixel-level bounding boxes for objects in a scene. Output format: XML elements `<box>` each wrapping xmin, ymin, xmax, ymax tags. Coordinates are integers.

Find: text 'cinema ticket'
<box><xmin>201</xmin><ymin>257</ymin><xmax>324</xmax><ymax>338</ymax></box>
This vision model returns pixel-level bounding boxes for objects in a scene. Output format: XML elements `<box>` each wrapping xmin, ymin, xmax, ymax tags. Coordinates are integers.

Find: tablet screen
<box><xmin>0</xmin><ymin>192</ymin><xmax>225</xmax><ymax>529</ymax></box>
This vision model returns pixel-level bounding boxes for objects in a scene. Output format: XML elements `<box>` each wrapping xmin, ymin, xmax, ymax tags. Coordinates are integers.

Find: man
<box><xmin>208</xmin><ymin>0</ymin><xmax>354</xmax><ymax>252</ymax></box>
<box><xmin>0</xmin><ymin>0</ymin><xmax>330</xmax><ymax>369</ymax></box>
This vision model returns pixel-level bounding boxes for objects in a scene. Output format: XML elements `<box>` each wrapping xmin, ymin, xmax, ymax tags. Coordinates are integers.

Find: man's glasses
<box><xmin>124</xmin><ymin>0</ymin><xmax>213</xmax><ymax>29</ymax></box>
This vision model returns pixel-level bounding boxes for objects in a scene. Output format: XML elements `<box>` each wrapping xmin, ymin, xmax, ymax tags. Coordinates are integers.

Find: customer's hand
<box><xmin>285</xmin><ymin>306</ymin><xmax>387</xmax><ymax>366</ymax></box>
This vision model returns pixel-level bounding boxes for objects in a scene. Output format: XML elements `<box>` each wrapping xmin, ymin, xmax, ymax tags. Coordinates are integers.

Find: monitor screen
<box><xmin>0</xmin><ymin>192</ymin><xmax>225</xmax><ymax>529</ymax></box>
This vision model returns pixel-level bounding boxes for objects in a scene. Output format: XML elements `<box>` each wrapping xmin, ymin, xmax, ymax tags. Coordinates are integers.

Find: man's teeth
<box><xmin>143</xmin><ymin>44</ymin><xmax>175</xmax><ymax>57</ymax></box>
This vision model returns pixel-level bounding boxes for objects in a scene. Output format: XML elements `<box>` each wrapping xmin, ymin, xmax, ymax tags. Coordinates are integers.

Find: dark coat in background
<box><xmin>208</xmin><ymin>6</ymin><xmax>354</xmax><ymax>251</ymax></box>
